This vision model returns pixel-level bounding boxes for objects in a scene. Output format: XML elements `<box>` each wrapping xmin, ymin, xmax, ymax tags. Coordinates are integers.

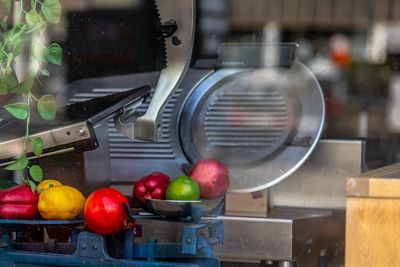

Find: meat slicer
<box><xmin>60</xmin><ymin>43</ymin><xmax>361</xmax><ymax>266</ymax></box>
<box><xmin>0</xmin><ymin>0</ymin><xmax>362</xmax><ymax>266</ymax></box>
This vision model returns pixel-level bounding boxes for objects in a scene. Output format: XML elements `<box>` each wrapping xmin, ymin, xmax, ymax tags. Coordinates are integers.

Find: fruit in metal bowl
<box><xmin>189</xmin><ymin>159</ymin><xmax>229</xmax><ymax>199</ymax></box>
<box><xmin>132</xmin><ymin>172</ymin><xmax>171</xmax><ymax>204</ymax></box>
<box><xmin>165</xmin><ymin>176</ymin><xmax>200</xmax><ymax>201</ymax></box>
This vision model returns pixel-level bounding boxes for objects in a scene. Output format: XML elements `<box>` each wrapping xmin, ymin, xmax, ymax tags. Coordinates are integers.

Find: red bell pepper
<box><xmin>0</xmin><ymin>185</ymin><xmax>39</xmax><ymax>219</ymax></box>
<box><xmin>132</xmin><ymin>172</ymin><xmax>170</xmax><ymax>204</ymax></box>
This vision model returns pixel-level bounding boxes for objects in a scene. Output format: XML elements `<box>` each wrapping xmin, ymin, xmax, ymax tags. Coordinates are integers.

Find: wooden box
<box><xmin>346</xmin><ymin>163</ymin><xmax>400</xmax><ymax>267</ymax></box>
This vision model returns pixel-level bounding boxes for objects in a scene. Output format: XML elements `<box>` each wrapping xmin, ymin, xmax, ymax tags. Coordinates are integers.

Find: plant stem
<box><xmin>23</xmin><ymin>91</ymin><xmax>31</xmax><ymax>151</ymax></box>
<box><xmin>20</xmin><ymin>171</ymin><xmax>27</xmax><ymax>183</ymax></box>
<box><xmin>31</xmin><ymin>93</ymin><xmax>39</xmax><ymax>101</ymax></box>
<box><xmin>17</xmin><ymin>0</ymin><xmax>24</xmax><ymax>20</ymax></box>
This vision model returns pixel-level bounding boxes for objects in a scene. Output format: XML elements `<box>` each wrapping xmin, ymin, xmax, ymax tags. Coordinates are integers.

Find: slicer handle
<box><xmin>114</xmin><ymin>0</ymin><xmax>196</xmax><ymax>141</ymax></box>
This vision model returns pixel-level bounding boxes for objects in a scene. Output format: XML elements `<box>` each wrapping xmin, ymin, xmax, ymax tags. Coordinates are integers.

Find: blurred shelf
<box><xmin>229</xmin><ymin>0</ymin><xmax>400</xmax><ymax>30</ymax></box>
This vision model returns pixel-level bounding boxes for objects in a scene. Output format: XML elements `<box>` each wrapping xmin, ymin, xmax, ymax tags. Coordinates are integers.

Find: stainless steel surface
<box><xmin>180</xmin><ymin>60</ymin><xmax>325</xmax><ymax>193</ymax></box>
<box><xmin>269</xmin><ymin>139</ymin><xmax>364</xmax><ymax>209</ymax></box>
<box><xmin>212</xmin><ymin>209</ymin><xmax>334</xmax><ymax>265</ymax></box>
<box><xmin>144</xmin><ymin>198</ymin><xmax>222</xmax><ymax>218</ymax></box>
<box><xmin>114</xmin><ymin>0</ymin><xmax>196</xmax><ymax>141</ymax></box>
<box><xmin>181</xmin><ymin>68</ymin><xmax>298</xmax><ymax>164</ymax></box>
<box><xmin>132</xmin><ymin>139</ymin><xmax>358</xmax><ymax>266</ymax></box>
<box><xmin>279</xmin><ymin>261</ymin><xmax>295</xmax><ymax>267</ymax></box>
<box><xmin>63</xmin><ymin>69</ymin><xmax>213</xmax><ymax>183</ymax></box>
<box><xmin>71</xmin><ymin>61</ymin><xmax>325</xmax><ymax>191</ymax></box>
<box><xmin>137</xmin><ymin>208</ymin><xmax>337</xmax><ymax>267</ymax></box>
<box><xmin>0</xmin><ymin>146</ymin><xmax>75</xmax><ymax>168</ymax></box>
<box><xmin>0</xmin><ymin>121</ymin><xmax>92</xmax><ymax>165</ymax></box>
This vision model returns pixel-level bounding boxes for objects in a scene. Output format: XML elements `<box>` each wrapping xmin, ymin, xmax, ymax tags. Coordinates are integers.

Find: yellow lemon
<box><xmin>37</xmin><ymin>179</ymin><xmax>62</xmax><ymax>193</ymax></box>
<box><xmin>38</xmin><ymin>185</ymin><xmax>85</xmax><ymax>220</ymax></box>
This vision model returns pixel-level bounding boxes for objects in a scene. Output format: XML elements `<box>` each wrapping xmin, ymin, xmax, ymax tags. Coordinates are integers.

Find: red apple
<box><xmin>189</xmin><ymin>159</ymin><xmax>229</xmax><ymax>199</ymax></box>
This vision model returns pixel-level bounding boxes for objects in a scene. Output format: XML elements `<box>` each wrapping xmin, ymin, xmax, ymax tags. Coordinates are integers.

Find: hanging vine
<box><xmin>0</xmin><ymin>0</ymin><xmax>62</xmax><ymax>191</ymax></box>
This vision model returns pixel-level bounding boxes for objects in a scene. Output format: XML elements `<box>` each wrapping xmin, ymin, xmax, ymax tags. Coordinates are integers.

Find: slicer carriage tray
<box><xmin>0</xmin><ymin>86</ymin><xmax>151</xmax><ymax>166</ymax></box>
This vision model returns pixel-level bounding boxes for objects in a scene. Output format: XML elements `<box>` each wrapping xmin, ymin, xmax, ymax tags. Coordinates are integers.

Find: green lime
<box><xmin>166</xmin><ymin>176</ymin><xmax>200</xmax><ymax>200</ymax></box>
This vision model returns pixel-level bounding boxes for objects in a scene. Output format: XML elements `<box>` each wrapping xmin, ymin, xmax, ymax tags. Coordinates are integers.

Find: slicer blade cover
<box><xmin>179</xmin><ymin>60</ymin><xmax>325</xmax><ymax>193</ymax></box>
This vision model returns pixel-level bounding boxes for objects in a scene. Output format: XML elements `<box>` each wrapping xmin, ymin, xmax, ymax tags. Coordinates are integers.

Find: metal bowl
<box><xmin>144</xmin><ymin>198</ymin><xmax>223</xmax><ymax>218</ymax></box>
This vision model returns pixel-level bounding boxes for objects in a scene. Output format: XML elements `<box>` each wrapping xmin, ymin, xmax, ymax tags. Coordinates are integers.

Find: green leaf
<box><xmin>0</xmin><ymin>75</ymin><xmax>18</xmax><ymax>94</ymax></box>
<box><xmin>5</xmin><ymin>154</ymin><xmax>28</xmax><ymax>171</ymax></box>
<box><xmin>37</xmin><ymin>15</ymin><xmax>47</xmax><ymax>34</ymax></box>
<box><xmin>28</xmin><ymin>180</ymin><xmax>36</xmax><ymax>192</ymax></box>
<box><xmin>0</xmin><ymin>75</ymin><xmax>18</xmax><ymax>87</ymax></box>
<box><xmin>29</xmin><ymin>165</ymin><xmax>43</xmax><ymax>182</ymax></box>
<box><xmin>41</xmin><ymin>0</ymin><xmax>61</xmax><ymax>24</ymax></box>
<box><xmin>0</xmin><ymin>83</ymin><xmax>7</xmax><ymax>95</ymax></box>
<box><xmin>8</xmin><ymin>76</ymin><xmax>34</xmax><ymax>94</ymax></box>
<box><xmin>45</xmin><ymin>43</ymin><xmax>62</xmax><ymax>65</ymax></box>
<box><xmin>0</xmin><ymin>0</ymin><xmax>11</xmax><ymax>14</ymax></box>
<box><xmin>31</xmin><ymin>137</ymin><xmax>44</xmax><ymax>156</ymax></box>
<box><xmin>25</xmin><ymin>10</ymin><xmax>40</xmax><ymax>27</ymax></box>
<box><xmin>41</xmin><ymin>69</ymin><xmax>50</xmax><ymax>76</ymax></box>
<box><xmin>1</xmin><ymin>15</ymin><xmax>8</xmax><ymax>30</ymax></box>
<box><xmin>4</xmin><ymin>102</ymin><xmax>28</xmax><ymax>120</ymax></box>
<box><xmin>7</xmin><ymin>24</ymin><xmax>26</xmax><ymax>43</ymax></box>
<box><xmin>38</xmin><ymin>94</ymin><xmax>57</xmax><ymax>120</ymax></box>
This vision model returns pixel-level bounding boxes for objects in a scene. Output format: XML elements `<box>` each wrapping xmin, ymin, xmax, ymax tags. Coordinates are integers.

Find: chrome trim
<box><xmin>0</xmin><ymin>121</ymin><xmax>91</xmax><ymax>163</ymax></box>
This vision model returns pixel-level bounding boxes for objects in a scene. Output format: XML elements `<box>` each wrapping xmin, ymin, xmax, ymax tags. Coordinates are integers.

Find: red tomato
<box><xmin>84</xmin><ymin>188</ymin><xmax>129</xmax><ymax>235</ymax></box>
